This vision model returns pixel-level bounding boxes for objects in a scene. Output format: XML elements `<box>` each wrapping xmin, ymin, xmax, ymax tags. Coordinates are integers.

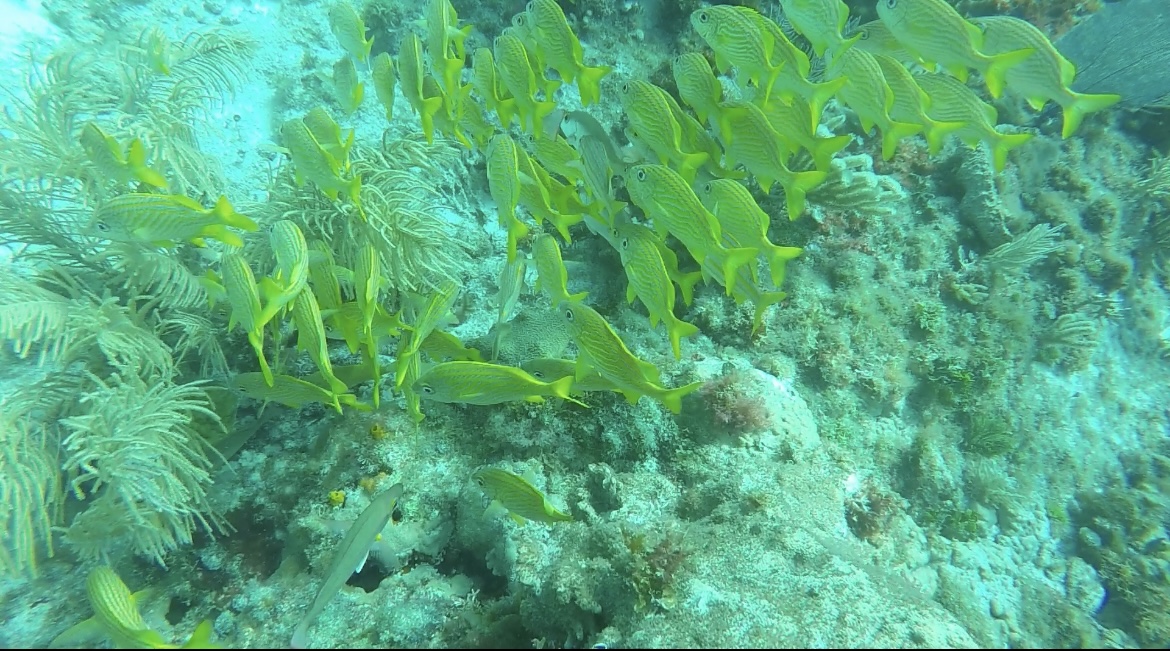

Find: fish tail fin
<box><xmin>676</xmin><ymin>270</ymin><xmax>703</xmax><ymax>307</ymax></box>
<box><xmin>658</xmin><ymin>380</ymin><xmax>702</xmax><ymax>415</ymax></box>
<box><xmin>202</xmin><ymin>223</ymin><xmax>244</xmax><ymax>248</ymax></box>
<box><xmin>549</xmin><ymin>375</ymin><xmax>584</xmax><ymax>407</ymax></box>
<box><xmin>1061</xmin><ymin>91</ymin><xmax>1121</xmax><ymax>139</ymax></box>
<box><xmin>720</xmin><ymin>246</ymin><xmax>758</xmax><ymax>295</ymax></box>
<box><xmin>765</xmin><ymin>244</ymin><xmax>803</xmax><ymax>287</ymax></box>
<box><xmin>677</xmin><ymin>151</ymin><xmax>709</xmax><ymax>184</ymax></box>
<box><xmin>751</xmin><ymin>291</ymin><xmax>787</xmax><ymax>335</ymax></box>
<box><xmin>925</xmin><ymin>119</ymin><xmax>965</xmax><ymax>156</ymax></box>
<box><xmin>811</xmin><ymin>134</ymin><xmax>852</xmax><ymax>172</ymax></box>
<box><xmin>880</xmin><ymin>121</ymin><xmax>923</xmax><ymax>161</ymax></box>
<box><xmin>182</xmin><ymin>619</ymin><xmax>217</xmax><ymax>649</ymax></box>
<box><xmin>783</xmin><ymin>170</ymin><xmax>827</xmax><ymax>220</ymax></box>
<box><xmin>665</xmin><ymin>315</ymin><xmax>700</xmax><ymax>361</ymax></box>
<box><xmin>506</xmin><ymin>215</ymin><xmax>529</xmax><ymax>263</ymax></box>
<box><xmin>250</xmin><ymin>333</ymin><xmax>274</xmax><ymax>387</ymax></box>
<box><xmin>127</xmin><ymin>139</ymin><xmax>168</xmax><ymax>189</ymax></box>
<box><xmin>805</xmin><ymin>77</ymin><xmax>847</xmax><ymax>132</ymax></box>
<box><xmin>533</xmin><ymin>100</ymin><xmax>560</xmax><ymax>136</ymax></box>
<box><xmin>990</xmin><ymin>131</ymin><xmax>1033</xmax><ymax>172</ymax></box>
<box><xmin>420</xmin><ymin>96</ymin><xmax>444</xmax><ymax>143</ymax></box>
<box><xmin>212</xmin><ymin>195</ymin><xmax>259</xmax><ymax>232</ymax></box>
<box><xmin>347</xmin><ymin>174</ymin><xmax>363</xmax><ymax>208</ymax></box>
<box><xmin>982</xmin><ymin>47</ymin><xmax>1034</xmax><ymax>99</ymax></box>
<box><xmin>495</xmin><ymin>98</ymin><xmax>517</xmax><ymax>130</ymax></box>
<box><xmin>577</xmin><ymin>64</ymin><xmax>611</xmax><ymax>106</ymax></box>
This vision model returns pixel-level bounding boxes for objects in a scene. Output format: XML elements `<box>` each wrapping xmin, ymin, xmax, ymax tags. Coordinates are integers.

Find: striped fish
<box><xmin>972</xmin><ymin>15</ymin><xmax>1120</xmax><ymax>139</ymax></box>
<box><xmin>472</xmin><ymin>467</ymin><xmax>572</xmax><ymax>525</ymax></box>
<box><xmin>559</xmin><ymin>300</ymin><xmax>701</xmax><ymax>414</ymax></box>
<box><xmin>613</xmin><ymin>222</ymin><xmax>700</xmax><ymax>361</ymax></box>
<box><xmin>413</xmin><ymin>360</ymin><xmax>582</xmax><ymax>406</ymax></box>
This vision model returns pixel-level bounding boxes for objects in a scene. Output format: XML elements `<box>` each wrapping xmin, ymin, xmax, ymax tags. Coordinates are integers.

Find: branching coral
<box><xmin>58</xmin><ymin>372</ymin><xmax>227</xmax><ymax>566</ymax></box>
<box><xmin>265</xmin><ymin>133</ymin><xmax>469</xmax><ymax>296</ymax></box>
<box><xmin>806</xmin><ymin>153</ymin><xmax>907</xmax><ymax>221</ymax></box>
<box><xmin>0</xmin><ymin>408</ymin><xmax>62</xmax><ymax>577</ymax></box>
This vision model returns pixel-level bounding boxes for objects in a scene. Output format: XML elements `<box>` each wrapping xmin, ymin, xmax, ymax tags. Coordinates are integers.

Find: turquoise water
<box><xmin>1</xmin><ymin>0</ymin><xmax>1167</xmax><ymax>648</ymax></box>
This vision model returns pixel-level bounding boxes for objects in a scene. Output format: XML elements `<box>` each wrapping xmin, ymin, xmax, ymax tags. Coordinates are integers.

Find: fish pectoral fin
<box><xmin>508</xmin><ymin>512</ymin><xmax>527</xmax><ymax>526</ymax></box>
<box><xmin>524</xmin><ymin>395</ymin><xmax>546</xmax><ymax>403</ymax></box>
<box><xmin>484</xmin><ymin>499</ymin><xmax>509</xmax><ymax>520</ymax></box>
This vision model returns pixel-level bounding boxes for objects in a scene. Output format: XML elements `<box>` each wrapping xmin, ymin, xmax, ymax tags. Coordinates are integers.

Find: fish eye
<box><xmin>885</xmin><ymin>0</ymin><xmax>897</xmax><ymax>7</ymax></box>
<box><xmin>474</xmin><ymin>476</ymin><xmax>485</xmax><ymax>486</ymax></box>
<box><xmin>636</xmin><ymin>169</ymin><xmax>647</xmax><ymax>182</ymax></box>
<box><xmin>621</xmin><ymin>82</ymin><xmax>629</xmax><ymax>94</ymax></box>
<box><xmin>703</xmin><ymin>182</ymin><xmax>712</xmax><ymax>193</ymax></box>
<box><xmin>420</xmin><ymin>384</ymin><xmax>434</xmax><ymax>394</ymax></box>
<box><xmin>620</xmin><ymin>237</ymin><xmax>629</xmax><ymax>250</ymax></box>
<box><xmin>564</xmin><ymin>308</ymin><xmax>574</xmax><ymax>321</ymax></box>
<box><xmin>698</xmin><ymin>11</ymin><xmax>709</xmax><ymax>23</ymax></box>
<box><xmin>514</xmin><ymin>14</ymin><xmax>526</xmax><ymax>26</ymax></box>
<box><xmin>531</xmin><ymin>370</ymin><xmax>545</xmax><ymax>379</ymax></box>
<box><xmin>858</xmin><ymin>29</ymin><xmax>870</xmax><ymax>40</ymax></box>
<box><xmin>94</xmin><ymin>221</ymin><xmax>110</xmax><ymax>232</ymax></box>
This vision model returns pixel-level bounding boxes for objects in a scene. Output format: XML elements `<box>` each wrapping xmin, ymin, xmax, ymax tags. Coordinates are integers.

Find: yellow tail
<box><xmin>783</xmin><ymin>170</ymin><xmax>828</xmax><ymax>220</ymax></box>
<box><xmin>990</xmin><ymin>131</ymin><xmax>1033</xmax><ymax>172</ymax></box>
<box><xmin>577</xmin><ymin>64</ymin><xmax>611</xmax><ymax>107</ymax></box>
<box><xmin>981</xmin><ymin>47</ymin><xmax>1034</xmax><ymax>99</ymax></box>
<box><xmin>1061</xmin><ymin>91</ymin><xmax>1122</xmax><ymax>139</ymax></box>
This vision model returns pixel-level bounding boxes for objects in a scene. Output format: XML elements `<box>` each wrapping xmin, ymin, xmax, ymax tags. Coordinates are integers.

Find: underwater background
<box><xmin>2</xmin><ymin>0</ymin><xmax>1169</xmax><ymax>647</ymax></box>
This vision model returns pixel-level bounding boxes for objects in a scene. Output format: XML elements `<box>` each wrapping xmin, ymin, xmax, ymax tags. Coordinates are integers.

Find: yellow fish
<box><xmin>332</xmin><ymin>57</ymin><xmax>364</xmax><ymax>115</ymax></box>
<box><xmin>851</xmin><ymin>20</ymin><xmax>921</xmax><ymax>66</ymax></box>
<box><xmin>823</xmin><ymin>47</ymin><xmax>923</xmax><ymax>161</ymax></box>
<box><xmin>496</xmin><ymin>254</ymin><xmax>527</xmax><ymax>325</ymax></box>
<box><xmin>750</xmin><ymin>13</ymin><xmax>847</xmax><ymax>130</ymax></box>
<box><xmin>914</xmin><ymin>72</ymin><xmax>1034</xmax><ymax>173</ymax></box>
<box><xmin>472</xmin><ymin>48</ymin><xmax>512</xmax><ymax>126</ymax></box>
<box><xmin>777</xmin><ymin>0</ymin><xmax>861</xmax><ymax>60</ymax></box>
<box><xmin>523</xmin><ymin>0</ymin><xmax>611</xmax><ymax>106</ymax></box>
<box><xmin>876</xmin><ymin>0</ymin><xmax>1034</xmax><ymax>98</ymax></box>
<box><xmin>425</xmin><ymin>0</ymin><xmax>472</xmax><ymax>97</ymax></box>
<box><xmin>472</xmin><ymin>467</ymin><xmax>572</xmax><ymax>525</ymax></box>
<box><xmin>871</xmin><ymin>54</ymin><xmax>965</xmax><ymax>155</ymax></box>
<box><xmin>257</xmin><ymin>219</ymin><xmax>309</xmax><ymax>325</ymax></box>
<box><xmin>625</xmin><ymin>163</ymin><xmax>757</xmax><ymax>293</ymax></box>
<box><xmin>233</xmin><ymin>372</ymin><xmax>364</xmax><ymax>413</ymax></box>
<box><xmin>353</xmin><ymin>243</ymin><xmax>384</xmax><ymax>407</ymax></box>
<box><xmin>698</xmin><ymin>250</ymin><xmax>788</xmax><ymax>335</ymax></box>
<box><xmin>530</xmin><ymin>132</ymin><xmax>587</xmax><ymax>187</ymax></box>
<box><xmin>532</xmin><ymin>232</ymin><xmax>587</xmax><ymax>307</ymax></box>
<box><xmin>697</xmin><ymin>179</ymin><xmax>803</xmax><ymax>287</ymax></box>
<box><xmin>420</xmin><ymin>328</ymin><xmax>483</xmax><ymax>363</ymax></box>
<box><xmin>414</xmin><ymin>360</ymin><xmax>582</xmax><ymax>406</ymax></box>
<box><xmin>328</xmin><ymin>1</ymin><xmax>373</xmax><ymax>64</ymax></box>
<box><xmin>487</xmin><ymin>134</ymin><xmax>530</xmax><ymax>262</ymax></box>
<box><xmin>575</xmin><ymin>135</ymin><xmax>626</xmax><ymax>225</ymax></box>
<box><xmin>614</xmin><ymin>222</ymin><xmax>700</xmax><ymax>361</ymax></box>
<box><xmin>370</xmin><ymin>52</ymin><xmax>397</xmax><ymax>122</ymax></box>
<box><xmin>292</xmin><ymin>289</ymin><xmax>348</xmax><ymax>400</ymax></box>
<box><xmin>397</xmin><ymin>33</ymin><xmax>444</xmax><ymax>143</ymax></box>
<box><xmin>672</xmin><ymin>52</ymin><xmax>724</xmax><ymax>127</ymax></box>
<box><xmin>716</xmin><ymin>100</ymin><xmax>828</xmax><ymax>217</ymax></box>
<box><xmin>90</xmin><ymin>193</ymin><xmax>257</xmax><ymax>248</ymax></box>
<box><xmin>301</xmin><ymin>107</ymin><xmax>354</xmax><ymax>172</ymax></box>
<box><xmin>494</xmin><ymin>33</ymin><xmax>559</xmax><ymax>136</ymax></box>
<box><xmin>307</xmin><ymin>239</ymin><xmax>344</xmax><ymax>311</ymax></box>
<box><xmin>560</xmin><ymin>301</ymin><xmax>701</xmax><ymax>414</ymax></box>
<box><xmin>79</xmin><ymin>122</ymin><xmax>167</xmax><ymax>189</ymax></box>
<box><xmin>971</xmin><ymin>15</ymin><xmax>1120</xmax><ymax>139</ymax></box>
<box><xmin>618</xmin><ymin>79</ymin><xmax>707</xmax><ymax>182</ymax></box>
<box><xmin>218</xmin><ymin>253</ymin><xmax>274</xmax><ymax>386</ymax></box>
<box><xmin>753</xmin><ymin>96</ymin><xmax>851</xmax><ymax>172</ymax></box>
<box><xmin>515</xmin><ymin>145</ymin><xmax>584</xmax><ymax>242</ymax></box>
<box><xmin>281</xmin><ymin>118</ymin><xmax>364</xmax><ymax>212</ymax></box>
<box><xmin>48</xmin><ymin>566</ymin><xmax>216</xmax><ymax>650</ymax></box>
<box><xmin>690</xmin><ymin>5</ymin><xmax>782</xmax><ymax>103</ymax></box>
